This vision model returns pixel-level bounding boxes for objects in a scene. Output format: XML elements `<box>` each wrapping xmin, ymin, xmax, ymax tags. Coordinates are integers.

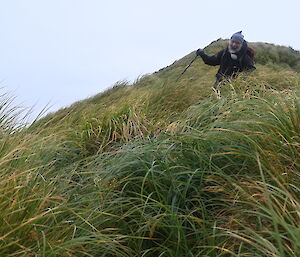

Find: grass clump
<box><xmin>0</xmin><ymin>41</ymin><xmax>299</xmax><ymax>256</ymax></box>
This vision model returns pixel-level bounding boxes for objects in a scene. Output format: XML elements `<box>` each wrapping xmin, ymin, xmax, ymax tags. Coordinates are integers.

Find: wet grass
<box><xmin>0</xmin><ymin>41</ymin><xmax>299</xmax><ymax>256</ymax></box>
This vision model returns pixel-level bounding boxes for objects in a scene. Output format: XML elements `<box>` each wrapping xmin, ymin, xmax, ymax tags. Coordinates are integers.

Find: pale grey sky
<box><xmin>0</xmin><ymin>0</ymin><xmax>299</xmax><ymax>117</ymax></box>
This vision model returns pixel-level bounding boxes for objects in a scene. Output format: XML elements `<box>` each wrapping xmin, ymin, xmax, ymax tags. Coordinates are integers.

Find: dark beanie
<box><xmin>231</xmin><ymin>31</ymin><xmax>244</xmax><ymax>44</ymax></box>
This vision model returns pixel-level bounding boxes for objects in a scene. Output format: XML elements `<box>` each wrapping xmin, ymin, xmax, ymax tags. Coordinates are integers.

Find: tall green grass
<box><xmin>0</xmin><ymin>41</ymin><xmax>299</xmax><ymax>256</ymax></box>
<box><xmin>80</xmin><ymin>83</ymin><xmax>299</xmax><ymax>256</ymax></box>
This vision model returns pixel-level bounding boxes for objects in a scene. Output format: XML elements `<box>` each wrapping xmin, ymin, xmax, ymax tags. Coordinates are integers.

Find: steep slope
<box><xmin>0</xmin><ymin>40</ymin><xmax>299</xmax><ymax>256</ymax></box>
<box><xmin>33</xmin><ymin>40</ymin><xmax>300</xmax><ymax>152</ymax></box>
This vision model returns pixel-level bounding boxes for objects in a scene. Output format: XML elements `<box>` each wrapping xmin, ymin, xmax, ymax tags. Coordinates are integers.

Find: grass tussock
<box><xmin>0</xmin><ymin>41</ymin><xmax>299</xmax><ymax>256</ymax></box>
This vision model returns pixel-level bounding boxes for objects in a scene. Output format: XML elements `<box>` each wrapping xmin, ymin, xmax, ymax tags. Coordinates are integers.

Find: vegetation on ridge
<box><xmin>0</xmin><ymin>40</ymin><xmax>299</xmax><ymax>256</ymax></box>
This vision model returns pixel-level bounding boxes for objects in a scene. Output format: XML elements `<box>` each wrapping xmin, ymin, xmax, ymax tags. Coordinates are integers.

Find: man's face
<box><xmin>230</xmin><ymin>40</ymin><xmax>241</xmax><ymax>51</ymax></box>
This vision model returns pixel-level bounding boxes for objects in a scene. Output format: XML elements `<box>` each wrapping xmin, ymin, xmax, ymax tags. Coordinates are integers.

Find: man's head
<box><xmin>229</xmin><ymin>31</ymin><xmax>244</xmax><ymax>53</ymax></box>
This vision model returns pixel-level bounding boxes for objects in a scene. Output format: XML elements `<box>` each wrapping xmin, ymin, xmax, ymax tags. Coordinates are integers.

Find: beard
<box><xmin>228</xmin><ymin>40</ymin><xmax>242</xmax><ymax>54</ymax></box>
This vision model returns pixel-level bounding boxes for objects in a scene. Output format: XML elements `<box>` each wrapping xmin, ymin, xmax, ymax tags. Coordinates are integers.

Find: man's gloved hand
<box><xmin>196</xmin><ymin>48</ymin><xmax>205</xmax><ymax>57</ymax></box>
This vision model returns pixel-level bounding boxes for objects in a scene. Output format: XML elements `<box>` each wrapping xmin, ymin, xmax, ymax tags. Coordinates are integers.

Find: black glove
<box><xmin>196</xmin><ymin>48</ymin><xmax>204</xmax><ymax>57</ymax></box>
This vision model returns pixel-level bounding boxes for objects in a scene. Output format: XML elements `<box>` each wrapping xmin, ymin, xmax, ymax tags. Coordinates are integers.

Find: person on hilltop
<box><xmin>196</xmin><ymin>31</ymin><xmax>256</xmax><ymax>90</ymax></box>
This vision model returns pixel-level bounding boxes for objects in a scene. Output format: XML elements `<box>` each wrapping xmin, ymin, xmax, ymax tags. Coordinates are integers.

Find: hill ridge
<box><xmin>0</xmin><ymin>40</ymin><xmax>299</xmax><ymax>256</ymax></box>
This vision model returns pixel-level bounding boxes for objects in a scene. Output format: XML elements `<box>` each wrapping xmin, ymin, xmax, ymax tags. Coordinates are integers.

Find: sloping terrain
<box><xmin>0</xmin><ymin>39</ymin><xmax>299</xmax><ymax>256</ymax></box>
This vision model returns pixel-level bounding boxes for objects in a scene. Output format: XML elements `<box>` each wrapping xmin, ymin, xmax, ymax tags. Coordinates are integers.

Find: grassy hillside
<box><xmin>0</xmin><ymin>40</ymin><xmax>300</xmax><ymax>256</ymax></box>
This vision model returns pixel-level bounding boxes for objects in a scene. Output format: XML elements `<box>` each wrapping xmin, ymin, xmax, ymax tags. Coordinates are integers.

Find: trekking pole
<box><xmin>176</xmin><ymin>54</ymin><xmax>198</xmax><ymax>82</ymax></box>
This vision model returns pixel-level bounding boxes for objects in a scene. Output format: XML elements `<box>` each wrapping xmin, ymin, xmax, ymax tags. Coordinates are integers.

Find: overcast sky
<box><xmin>0</xmin><ymin>0</ymin><xmax>299</xmax><ymax>117</ymax></box>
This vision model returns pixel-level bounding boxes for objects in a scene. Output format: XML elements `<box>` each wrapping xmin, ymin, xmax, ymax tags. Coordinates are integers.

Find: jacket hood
<box><xmin>239</xmin><ymin>40</ymin><xmax>248</xmax><ymax>56</ymax></box>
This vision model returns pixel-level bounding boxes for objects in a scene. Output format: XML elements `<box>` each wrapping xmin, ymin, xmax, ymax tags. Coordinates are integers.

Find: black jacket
<box><xmin>200</xmin><ymin>41</ymin><xmax>256</xmax><ymax>82</ymax></box>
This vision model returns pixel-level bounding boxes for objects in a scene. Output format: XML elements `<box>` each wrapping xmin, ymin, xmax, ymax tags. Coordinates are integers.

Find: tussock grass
<box><xmin>0</xmin><ymin>41</ymin><xmax>299</xmax><ymax>256</ymax></box>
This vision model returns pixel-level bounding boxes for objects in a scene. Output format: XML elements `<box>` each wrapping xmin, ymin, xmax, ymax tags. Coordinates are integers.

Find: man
<box><xmin>196</xmin><ymin>31</ymin><xmax>256</xmax><ymax>90</ymax></box>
